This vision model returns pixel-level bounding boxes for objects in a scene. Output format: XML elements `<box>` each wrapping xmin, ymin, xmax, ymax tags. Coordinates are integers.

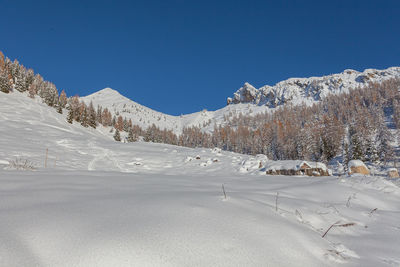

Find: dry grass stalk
<box><xmin>322</xmin><ymin>221</ymin><xmax>356</xmax><ymax>238</ymax></box>
<box><xmin>346</xmin><ymin>196</ymin><xmax>352</xmax><ymax>208</ymax></box>
<box><xmin>45</xmin><ymin>148</ymin><xmax>48</xmax><ymax>168</ymax></box>
<box><xmin>222</xmin><ymin>184</ymin><xmax>226</xmax><ymax>199</ymax></box>
<box><xmin>369</xmin><ymin>208</ymin><xmax>378</xmax><ymax>217</ymax></box>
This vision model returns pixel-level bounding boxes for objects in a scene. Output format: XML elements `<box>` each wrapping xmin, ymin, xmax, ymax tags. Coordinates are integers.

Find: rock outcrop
<box><xmin>227</xmin><ymin>67</ymin><xmax>400</xmax><ymax>108</ymax></box>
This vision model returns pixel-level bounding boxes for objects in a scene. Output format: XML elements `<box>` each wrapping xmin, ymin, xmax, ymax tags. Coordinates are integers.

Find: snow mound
<box><xmin>0</xmin><ymin>160</ymin><xmax>9</xmax><ymax>165</ymax></box>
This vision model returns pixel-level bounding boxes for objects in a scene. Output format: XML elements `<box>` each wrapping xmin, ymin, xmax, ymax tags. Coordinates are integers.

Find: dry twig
<box><xmin>322</xmin><ymin>221</ymin><xmax>356</xmax><ymax>238</ymax></box>
<box><xmin>369</xmin><ymin>208</ymin><xmax>378</xmax><ymax>217</ymax></box>
<box><xmin>275</xmin><ymin>192</ymin><xmax>279</xmax><ymax>212</ymax></box>
<box><xmin>222</xmin><ymin>184</ymin><xmax>227</xmax><ymax>199</ymax></box>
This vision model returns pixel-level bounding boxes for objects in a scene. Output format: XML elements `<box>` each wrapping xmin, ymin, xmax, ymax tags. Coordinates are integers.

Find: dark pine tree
<box><xmin>67</xmin><ymin>109</ymin><xmax>73</xmax><ymax>124</ymax></box>
<box><xmin>114</xmin><ymin>129</ymin><xmax>121</xmax><ymax>142</ymax></box>
<box><xmin>127</xmin><ymin>128</ymin><xmax>137</xmax><ymax>142</ymax></box>
<box><xmin>0</xmin><ymin>70</ymin><xmax>10</xmax><ymax>93</ymax></box>
<box><xmin>80</xmin><ymin>106</ymin><xmax>88</xmax><ymax>128</ymax></box>
<box><xmin>88</xmin><ymin>102</ymin><xmax>97</xmax><ymax>129</ymax></box>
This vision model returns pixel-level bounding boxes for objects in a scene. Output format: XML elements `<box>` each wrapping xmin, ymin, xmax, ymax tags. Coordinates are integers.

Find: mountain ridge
<box><xmin>83</xmin><ymin>67</ymin><xmax>400</xmax><ymax>133</ymax></box>
<box><xmin>228</xmin><ymin>67</ymin><xmax>400</xmax><ymax>106</ymax></box>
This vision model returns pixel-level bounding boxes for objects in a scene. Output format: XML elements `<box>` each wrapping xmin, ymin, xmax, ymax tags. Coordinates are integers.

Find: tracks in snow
<box><xmin>87</xmin><ymin>141</ymin><xmax>124</xmax><ymax>172</ymax></box>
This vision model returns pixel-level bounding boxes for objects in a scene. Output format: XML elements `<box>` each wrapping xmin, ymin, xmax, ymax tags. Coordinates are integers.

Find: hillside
<box><xmin>81</xmin><ymin>88</ymin><xmax>214</xmax><ymax>134</ymax></box>
<box><xmin>0</xmin><ymin>90</ymin><xmax>254</xmax><ymax>174</ymax></box>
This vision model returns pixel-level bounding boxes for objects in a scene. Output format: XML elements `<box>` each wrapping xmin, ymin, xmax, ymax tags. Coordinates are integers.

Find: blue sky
<box><xmin>1</xmin><ymin>0</ymin><xmax>399</xmax><ymax>115</ymax></box>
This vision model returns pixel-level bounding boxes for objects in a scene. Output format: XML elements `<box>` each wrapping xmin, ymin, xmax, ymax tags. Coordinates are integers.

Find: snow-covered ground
<box><xmin>1</xmin><ymin>91</ymin><xmax>400</xmax><ymax>266</ymax></box>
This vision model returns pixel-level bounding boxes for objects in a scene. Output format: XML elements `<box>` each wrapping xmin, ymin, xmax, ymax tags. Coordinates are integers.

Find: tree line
<box><xmin>176</xmin><ymin>79</ymin><xmax>400</xmax><ymax>168</ymax></box>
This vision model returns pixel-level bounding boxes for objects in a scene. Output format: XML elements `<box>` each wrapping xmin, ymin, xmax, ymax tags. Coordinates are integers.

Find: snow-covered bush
<box><xmin>7</xmin><ymin>158</ymin><xmax>36</xmax><ymax>171</ymax></box>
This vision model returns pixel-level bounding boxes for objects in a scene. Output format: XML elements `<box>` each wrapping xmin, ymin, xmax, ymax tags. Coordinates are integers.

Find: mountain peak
<box><xmin>94</xmin><ymin>87</ymin><xmax>122</xmax><ymax>96</ymax></box>
<box><xmin>83</xmin><ymin>87</ymin><xmax>130</xmax><ymax>103</ymax></box>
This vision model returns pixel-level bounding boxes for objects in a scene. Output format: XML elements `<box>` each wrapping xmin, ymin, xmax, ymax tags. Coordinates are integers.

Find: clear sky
<box><xmin>1</xmin><ymin>0</ymin><xmax>399</xmax><ymax>115</ymax></box>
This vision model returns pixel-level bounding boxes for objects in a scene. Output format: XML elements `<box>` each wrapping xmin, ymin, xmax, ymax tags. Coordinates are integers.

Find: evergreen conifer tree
<box><xmin>57</xmin><ymin>103</ymin><xmax>63</xmax><ymax>114</ymax></box>
<box><xmin>14</xmin><ymin>70</ymin><xmax>27</xmax><ymax>92</ymax></box>
<box><xmin>96</xmin><ymin>105</ymin><xmax>102</xmax><ymax>124</ymax></box>
<box><xmin>127</xmin><ymin>128</ymin><xmax>137</xmax><ymax>142</ymax></box>
<box><xmin>350</xmin><ymin>133</ymin><xmax>364</xmax><ymax>160</ymax></box>
<box><xmin>25</xmin><ymin>69</ymin><xmax>34</xmax><ymax>91</ymax></box>
<box><xmin>80</xmin><ymin>106</ymin><xmax>88</xmax><ymax>127</ymax></box>
<box><xmin>0</xmin><ymin>70</ymin><xmax>10</xmax><ymax>93</ymax></box>
<box><xmin>114</xmin><ymin>129</ymin><xmax>121</xmax><ymax>141</ymax></box>
<box><xmin>377</xmin><ymin>124</ymin><xmax>394</xmax><ymax>165</ymax></box>
<box><xmin>67</xmin><ymin>109</ymin><xmax>73</xmax><ymax>124</ymax></box>
<box><xmin>88</xmin><ymin>102</ymin><xmax>97</xmax><ymax>128</ymax></box>
<box><xmin>365</xmin><ymin>137</ymin><xmax>379</xmax><ymax>163</ymax></box>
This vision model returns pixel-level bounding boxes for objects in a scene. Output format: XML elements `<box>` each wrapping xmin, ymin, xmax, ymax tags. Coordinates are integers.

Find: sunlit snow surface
<box><xmin>1</xmin><ymin>92</ymin><xmax>400</xmax><ymax>266</ymax></box>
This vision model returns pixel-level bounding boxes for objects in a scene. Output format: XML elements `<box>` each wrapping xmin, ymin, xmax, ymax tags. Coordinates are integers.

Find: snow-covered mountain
<box><xmin>82</xmin><ymin>88</ymin><xmax>272</xmax><ymax>134</ymax></box>
<box><xmin>83</xmin><ymin>67</ymin><xmax>400</xmax><ymax>133</ymax></box>
<box><xmin>82</xmin><ymin>88</ymin><xmax>215</xmax><ymax>134</ymax></box>
<box><xmin>228</xmin><ymin>67</ymin><xmax>400</xmax><ymax>107</ymax></box>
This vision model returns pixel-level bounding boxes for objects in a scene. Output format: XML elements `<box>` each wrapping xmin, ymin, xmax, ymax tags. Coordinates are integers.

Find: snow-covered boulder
<box><xmin>348</xmin><ymin>160</ymin><xmax>369</xmax><ymax>175</ymax></box>
<box><xmin>265</xmin><ymin>160</ymin><xmax>330</xmax><ymax>176</ymax></box>
<box><xmin>184</xmin><ymin>156</ymin><xmax>194</xmax><ymax>163</ymax></box>
<box><xmin>211</xmin><ymin>147</ymin><xmax>222</xmax><ymax>154</ymax></box>
<box><xmin>387</xmin><ymin>168</ymin><xmax>399</xmax><ymax>178</ymax></box>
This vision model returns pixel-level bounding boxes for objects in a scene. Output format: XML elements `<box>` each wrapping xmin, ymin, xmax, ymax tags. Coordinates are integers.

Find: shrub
<box><xmin>7</xmin><ymin>158</ymin><xmax>36</xmax><ymax>171</ymax></box>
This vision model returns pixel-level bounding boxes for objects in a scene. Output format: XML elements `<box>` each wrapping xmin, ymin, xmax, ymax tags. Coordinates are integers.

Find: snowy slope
<box><xmin>82</xmin><ymin>67</ymin><xmax>400</xmax><ymax>134</ymax></box>
<box><xmin>1</xmin><ymin>85</ymin><xmax>400</xmax><ymax>266</ymax></box>
<box><xmin>81</xmin><ymin>88</ymin><xmax>214</xmax><ymax>134</ymax></box>
<box><xmin>0</xmin><ymin>91</ymin><xmax>244</xmax><ymax>174</ymax></box>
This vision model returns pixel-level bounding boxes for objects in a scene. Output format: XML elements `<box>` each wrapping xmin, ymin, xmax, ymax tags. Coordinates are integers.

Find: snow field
<box><xmin>0</xmin><ymin>170</ymin><xmax>399</xmax><ymax>266</ymax></box>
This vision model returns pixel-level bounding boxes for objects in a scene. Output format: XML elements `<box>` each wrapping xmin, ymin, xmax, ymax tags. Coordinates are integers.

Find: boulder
<box><xmin>348</xmin><ymin>160</ymin><xmax>369</xmax><ymax>175</ymax></box>
<box><xmin>387</xmin><ymin>168</ymin><xmax>399</xmax><ymax>178</ymax></box>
